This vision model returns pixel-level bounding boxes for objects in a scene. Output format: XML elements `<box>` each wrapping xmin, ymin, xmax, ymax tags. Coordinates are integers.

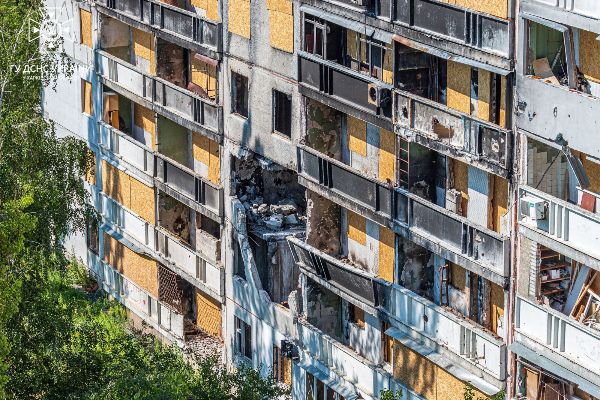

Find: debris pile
<box><xmin>234</xmin><ymin>154</ymin><xmax>306</xmax><ymax>231</ymax></box>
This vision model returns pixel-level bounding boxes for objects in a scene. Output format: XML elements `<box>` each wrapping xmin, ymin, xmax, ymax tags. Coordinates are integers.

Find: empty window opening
<box><xmin>158</xmin><ymin>192</ymin><xmax>191</xmax><ymax>245</ymax></box>
<box><xmin>231</xmin><ymin>71</ymin><xmax>249</xmax><ymax>118</ymax></box>
<box><xmin>234</xmin><ymin>316</ymin><xmax>252</xmax><ymax>360</ymax></box>
<box><xmin>273</xmin><ymin>90</ymin><xmax>292</xmax><ymax>137</ymax></box>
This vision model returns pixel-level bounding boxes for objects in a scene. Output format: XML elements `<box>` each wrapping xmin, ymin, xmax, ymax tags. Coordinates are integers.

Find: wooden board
<box><xmin>269</xmin><ymin>10</ymin><xmax>294</xmax><ymax>53</ymax></box>
<box><xmin>228</xmin><ymin>0</ymin><xmax>251</xmax><ymax>39</ymax></box>
<box><xmin>347</xmin><ymin>210</ymin><xmax>366</xmax><ymax>245</ymax></box>
<box><xmin>79</xmin><ymin>9</ymin><xmax>93</xmax><ymax>47</ymax></box>
<box><xmin>378</xmin><ymin>226</ymin><xmax>395</xmax><ymax>283</ymax></box>
<box><xmin>447</xmin><ymin>60</ymin><xmax>472</xmax><ymax>115</ymax></box>
<box><xmin>378</xmin><ymin>128</ymin><xmax>395</xmax><ymax>182</ymax></box>
<box><xmin>347</xmin><ymin>115</ymin><xmax>367</xmax><ymax>157</ymax></box>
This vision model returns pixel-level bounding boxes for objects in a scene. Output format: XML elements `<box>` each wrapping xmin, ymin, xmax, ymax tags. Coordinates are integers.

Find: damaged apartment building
<box><xmin>40</xmin><ymin>0</ymin><xmax>600</xmax><ymax>398</ymax></box>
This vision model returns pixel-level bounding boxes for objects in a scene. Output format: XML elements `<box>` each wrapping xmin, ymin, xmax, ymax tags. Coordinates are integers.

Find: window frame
<box><xmin>231</xmin><ymin>71</ymin><xmax>249</xmax><ymax>118</ymax></box>
<box><xmin>272</xmin><ymin>89</ymin><xmax>292</xmax><ymax>138</ymax></box>
<box><xmin>234</xmin><ymin>316</ymin><xmax>252</xmax><ymax>360</ymax></box>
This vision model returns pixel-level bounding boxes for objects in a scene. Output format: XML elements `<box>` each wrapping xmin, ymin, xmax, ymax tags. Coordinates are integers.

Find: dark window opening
<box><xmin>234</xmin><ymin>316</ymin><xmax>252</xmax><ymax>360</ymax></box>
<box><xmin>231</xmin><ymin>72</ymin><xmax>249</xmax><ymax>118</ymax></box>
<box><xmin>86</xmin><ymin>218</ymin><xmax>99</xmax><ymax>255</ymax></box>
<box><xmin>395</xmin><ymin>42</ymin><xmax>446</xmax><ymax>102</ymax></box>
<box><xmin>273</xmin><ymin>90</ymin><xmax>292</xmax><ymax>137</ymax></box>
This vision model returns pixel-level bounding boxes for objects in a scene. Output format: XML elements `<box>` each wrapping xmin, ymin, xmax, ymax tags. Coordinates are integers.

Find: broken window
<box><xmin>197</xmin><ymin>213</ymin><xmax>220</xmax><ymax>239</ymax></box>
<box><xmin>526</xmin><ymin>20</ymin><xmax>569</xmax><ymax>86</ymax></box>
<box><xmin>306</xmin><ymin>279</ymin><xmax>343</xmax><ymax>340</ymax></box>
<box><xmin>272</xmin><ymin>90</ymin><xmax>292</xmax><ymax>137</ymax></box>
<box><xmin>395</xmin><ymin>42</ymin><xmax>445</xmax><ymax>102</ymax></box>
<box><xmin>86</xmin><ymin>217</ymin><xmax>99</xmax><ymax>255</ymax></box>
<box><xmin>345</xmin><ymin>32</ymin><xmax>393</xmax><ymax>83</ymax></box>
<box><xmin>158</xmin><ymin>264</ymin><xmax>194</xmax><ymax>320</ymax></box>
<box><xmin>233</xmin><ymin>238</ymin><xmax>246</xmax><ymax>280</ymax></box>
<box><xmin>381</xmin><ymin>322</ymin><xmax>393</xmax><ymax>365</ymax></box>
<box><xmin>347</xmin><ymin>302</ymin><xmax>365</xmax><ymax>329</ymax></box>
<box><xmin>231</xmin><ymin>71</ymin><xmax>249</xmax><ymax>118</ymax></box>
<box><xmin>157</xmin><ymin>115</ymin><xmax>190</xmax><ymax>167</ymax></box>
<box><xmin>190</xmin><ymin>53</ymin><xmax>218</xmax><ymax>100</ymax></box>
<box><xmin>234</xmin><ymin>316</ymin><xmax>252</xmax><ymax>360</ymax></box>
<box><xmin>158</xmin><ymin>192</ymin><xmax>191</xmax><ymax>245</ymax></box>
<box><xmin>516</xmin><ymin>360</ymin><xmax>598</xmax><ymax>400</ymax></box>
<box><xmin>306</xmin><ymin>373</ymin><xmax>346</xmax><ymax>400</ymax></box>
<box><xmin>157</xmin><ymin>38</ymin><xmax>188</xmax><ymax>88</ymax></box>
<box><xmin>397</xmin><ymin>238</ymin><xmax>434</xmax><ymax>301</ymax></box>
<box><xmin>272</xmin><ymin>345</ymin><xmax>292</xmax><ymax>386</ymax></box>
<box><xmin>303</xmin><ymin>16</ymin><xmax>344</xmax><ymax>62</ymax></box>
<box><xmin>100</xmin><ymin>16</ymin><xmax>131</xmax><ymax>62</ymax></box>
<box><xmin>81</xmin><ymin>79</ymin><xmax>93</xmax><ymax>116</ymax></box>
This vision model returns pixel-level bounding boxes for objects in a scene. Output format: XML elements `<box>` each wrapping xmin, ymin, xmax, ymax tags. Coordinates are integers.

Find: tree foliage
<box><xmin>0</xmin><ymin>1</ymin><xmax>287</xmax><ymax>399</ymax></box>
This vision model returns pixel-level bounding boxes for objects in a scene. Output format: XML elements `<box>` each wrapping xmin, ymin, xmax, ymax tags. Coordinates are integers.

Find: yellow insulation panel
<box><xmin>580</xmin><ymin>29</ymin><xmax>600</xmax><ymax>84</ymax></box>
<box><xmin>491</xmin><ymin>175</ymin><xmax>508</xmax><ymax>233</ymax></box>
<box><xmin>80</xmin><ymin>9</ymin><xmax>93</xmax><ymax>47</ymax></box>
<box><xmin>378</xmin><ymin>128</ymin><xmax>396</xmax><ymax>182</ymax></box>
<box><xmin>266</xmin><ymin>0</ymin><xmax>292</xmax><ymax>13</ymax></box>
<box><xmin>447</xmin><ymin>60</ymin><xmax>472</xmax><ymax>115</ymax></box>
<box><xmin>383</xmin><ymin>48</ymin><xmax>393</xmax><ymax>84</ymax></box>
<box><xmin>102</xmin><ymin>161</ymin><xmax>155</xmax><ymax>223</ymax></box>
<box><xmin>191</xmin><ymin>57</ymin><xmax>217</xmax><ymax>100</ymax></box>
<box><xmin>490</xmin><ymin>282</ymin><xmax>505</xmax><ymax>336</ymax></box>
<box><xmin>102</xmin><ymin>161</ymin><xmax>130</xmax><ymax>205</ymax></box>
<box><xmin>378</xmin><ymin>226</ymin><xmax>395</xmax><ymax>283</ymax></box>
<box><xmin>132</xmin><ymin>28</ymin><xmax>155</xmax><ymax>75</ymax></box>
<box><xmin>499</xmin><ymin>75</ymin><xmax>507</xmax><ymax>128</ymax></box>
<box><xmin>104</xmin><ymin>233</ymin><xmax>159</xmax><ymax>298</ymax></box>
<box><xmin>443</xmin><ymin>0</ymin><xmax>508</xmax><ymax>19</ymax></box>
<box><xmin>477</xmin><ymin>69</ymin><xmax>491</xmax><ymax>122</ymax></box>
<box><xmin>348</xmin><ymin>115</ymin><xmax>367</xmax><ymax>157</ymax></box>
<box><xmin>133</xmin><ymin>104</ymin><xmax>156</xmax><ymax>149</ymax></box>
<box><xmin>82</xmin><ymin>79</ymin><xmax>93</xmax><ymax>115</ymax></box>
<box><xmin>269</xmin><ymin>10</ymin><xmax>294</xmax><ymax>53</ymax></box>
<box><xmin>208</xmin><ymin>138</ymin><xmax>220</xmax><ymax>185</ymax></box>
<box><xmin>452</xmin><ymin>159</ymin><xmax>469</xmax><ymax>217</ymax></box>
<box><xmin>129</xmin><ymin>177</ymin><xmax>156</xmax><ymax>224</ymax></box>
<box><xmin>228</xmin><ymin>0</ymin><xmax>251</xmax><ymax>39</ymax></box>
<box><xmin>196</xmin><ymin>289</ymin><xmax>222</xmax><ymax>337</ymax></box>
<box><xmin>347</xmin><ymin>210</ymin><xmax>366</xmax><ymax>246</ymax></box>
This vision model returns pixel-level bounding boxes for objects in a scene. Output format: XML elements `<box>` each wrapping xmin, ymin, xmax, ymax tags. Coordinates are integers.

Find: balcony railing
<box><xmin>298</xmin><ymin>52</ymin><xmax>392</xmax><ymax>118</ymax></box>
<box><xmin>515</xmin><ymin>295</ymin><xmax>600</xmax><ymax>375</ymax></box>
<box><xmin>155</xmin><ymin>153</ymin><xmax>223</xmax><ymax>217</ymax></box>
<box><xmin>395</xmin><ymin>90</ymin><xmax>512</xmax><ymax>172</ymax></box>
<box><xmin>96</xmin><ymin>0</ymin><xmax>221</xmax><ymax>53</ymax></box>
<box><xmin>516</xmin><ymin>76</ymin><xmax>600</xmax><ymax>157</ymax></box>
<box><xmin>297</xmin><ymin>321</ymin><xmax>387</xmax><ymax>398</ymax></box>
<box><xmin>87</xmin><ymin>250</ymin><xmax>185</xmax><ymax>339</ymax></box>
<box><xmin>97</xmin><ymin>51</ymin><xmax>221</xmax><ymax>138</ymax></box>
<box><xmin>522</xmin><ymin>0</ymin><xmax>600</xmax><ymax>20</ymax></box>
<box><xmin>288</xmin><ymin>236</ymin><xmax>380</xmax><ymax>309</ymax></box>
<box><xmin>98</xmin><ymin>121</ymin><xmax>155</xmax><ymax>176</ymax></box>
<box><xmin>98</xmin><ymin>121</ymin><xmax>223</xmax><ymax>217</ymax></box>
<box><xmin>297</xmin><ymin>146</ymin><xmax>511</xmax><ymax>278</ymax></box>
<box><xmin>378</xmin><ymin>282</ymin><xmax>507</xmax><ymax>380</ymax></box>
<box><xmin>519</xmin><ymin>185</ymin><xmax>600</xmax><ymax>262</ymax></box>
<box><xmin>99</xmin><ymin>192</ymin><xmax>223</xmax><ymax>298</ymax></box>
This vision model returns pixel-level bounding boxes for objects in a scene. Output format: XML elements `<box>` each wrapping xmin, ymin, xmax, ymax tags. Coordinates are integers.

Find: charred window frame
<box><xmin>231</xmin><ymin>71</ymin><xmax>249</xmax><ymax>118</ymax></box>
<box><xmin>346</xmin><ymin>33</ymin><xmax>391</xmax><ymax>82</ymax></box>
<box><xmin>523</xmin><ymin>15</ymin><xmax>576</xmax><ymax>89</ymax></box>
<box><xmin>234</xmin><ymin>316</ymin><xmax>252</xmax><ymax>360</ymax></box>
<box><xmin>272</xmin><ymin>90</ymin><xmax>292</xmax><ymax>137</ymax></box>
<box><xmin>303</xmin><ymin>16</ymin><xmax>326</xmax><ymax>58</ymax></box>
<box><xmin>394</xmin><ymin>42</ymin><xmax>446</xmax><ymax>103</ymax></box>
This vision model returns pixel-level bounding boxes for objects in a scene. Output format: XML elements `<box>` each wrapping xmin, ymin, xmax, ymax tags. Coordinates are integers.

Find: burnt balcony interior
<box><xmin>100</xmin><ymin>16</ymin><xmax>155</xmax><ymax>74</ymax></box>
<box><xmin>305</xmin><ymin>278</ymin><xmax>378</xmax><ymax>362</ymax></box>
<box><xmin>156</xmin><ymin>38</ymin><xmax>218</xmax><ymax>101</ymax></box>
<box><xmin>526</xmin><ymin>138</ymin><xmax>600</xmax><ymax>212</ymax></box>
<box><xmin>304</xmin><ymin>99</ymin><xmax>510</xmax><ymax>235</ymax></box>
<box><xmin>302</xmin><ymin>15</ymin><xmax>508</xmax><ymax>127</ymax></box>
<box><xmin>525</xmin><ymin>19</ymin><xmax>600</xmax><ymax>97</ymax></box>
<box><xmin>158</xmin><ymin>191</ymin><xmax>220</xmax><ymax>256</ymax></box>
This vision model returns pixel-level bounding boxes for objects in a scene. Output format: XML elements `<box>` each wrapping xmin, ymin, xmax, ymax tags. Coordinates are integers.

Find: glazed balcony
<box><xmin>95</xmin><ymin>0</ymin><xmax>221</xmax><ymax>58</ymax></box>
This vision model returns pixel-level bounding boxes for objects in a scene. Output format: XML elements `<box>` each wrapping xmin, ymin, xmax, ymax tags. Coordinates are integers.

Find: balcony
<box><xmin>288</xmin><ymin>236</ymin><xmax>507</xmax><ymax>385</ymax></box>
<box><xmin>95</xmin><ymin>0</ymin><xmax>221</xmax><ymax>57</ymax></box>
<box><xmin>299</xmin><ymin>2</ymin><xmax>511</xmax><ymax>69</ymax></box>
<box><xmin>99</xmin><ymin>192</ymin><xmax>224</xmax><ymax>300</ymax></box>
<box><xmin>98</xmin><ymin>121</ymin><xmax>155</xmax><ymax>178</ymax></box>
<box><xmin>288</xmin><ymin>236</ymin><xmax>380</xmax><ymax>312</ymax></box>
<box><xmin>298</xmin><ymin>52</ymin><xmax>393</xmax><ymax>126</ymax></box>
<box><xmin>514</xmin><ymin>296</ymin><xmax>600</xmax><ymax>388</ymax></box>
<box><xmin>521</xmin><ymin>0</ymin><xmax>600</xmax><ymax>31</ymax></box>
<box><xmin>297</xmin><ymin>146</ymin><xmax>511</xmax><ymax>282</ymax></box>
<box><xmin>516</xmin><ymin>75</ymin><xmax>600</xmax><ymax>158</ymax></box>
<box><xmin>378</xmin><ymin>282</ymin><xmax>507</xmax><ymax>382</ymax></box>
<box><xmin>87</xmin><ymin>250</ymin><xmax>185</xmax><ymax>341</ymax></box>
<box><xmin>519</xmin><ymin>185</ymin><xmax>600</xmax><ymax>265</ymax></box>
<box><xmin>98</xmin><ymin>120</ymin><xmax>223</xmax><ymax>219</ymax></box>
<box><xmin>296</xmin><ymin>321</ymin><xmax>390</xmax><ymax>399</ymax></box>
<box><xmin>97</xmin><ymin>51</ymin><xmax>222</xmax><ymax>141</ymax></box>
<box><xmin>394</xmin><ymin>90</ymin><xmax>512</xmax><ymax>176</ymax></box>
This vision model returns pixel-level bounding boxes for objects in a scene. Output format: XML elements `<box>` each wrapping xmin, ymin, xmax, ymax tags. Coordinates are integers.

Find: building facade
<box><xmin>41</xmin><ymin>0</ymin><xmax>600</xmax><ymax>398</ymax></box>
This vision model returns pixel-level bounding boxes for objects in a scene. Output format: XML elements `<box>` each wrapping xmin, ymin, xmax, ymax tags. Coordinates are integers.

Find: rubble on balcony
<box><xmin>159</xmin><ymin>192</ymin><xmax>192</xmax><ymax>244</ymax></box>
<box><xmin>234</xmin><ymin>154</ymin><xmax>306</xmax><ymax>232</ymax></box>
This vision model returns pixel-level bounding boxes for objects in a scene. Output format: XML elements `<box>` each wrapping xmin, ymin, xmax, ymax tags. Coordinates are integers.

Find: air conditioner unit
<box><xmin>367</xmin><ymin>83</ymin><xmax>391</xmax><ymax>107</ymax></box>
<box><xmin>349</xmin><ymin>0</ymin><xmax>368</xmax><ymax>6</ymax></box>
<box><xmin>520</xmin><ymin>196</ymin><xmax>547</xmax><ymax>221</ymax></box>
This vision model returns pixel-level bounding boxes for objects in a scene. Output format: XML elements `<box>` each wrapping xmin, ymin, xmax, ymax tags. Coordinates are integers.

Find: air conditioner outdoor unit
<box><xmin>367</xmin><ymin>83</ymin><xmax>391</xmax><ymax>107</ymax></box>
<box><xmin>520</xmin><ymin>196</ymin><xmax>547</xmax><ymax>221</ymax></box>
<box><xmin>349</xmin><ymin>0</ymin><xmax>368</xmax><ymax>6</ymax></box>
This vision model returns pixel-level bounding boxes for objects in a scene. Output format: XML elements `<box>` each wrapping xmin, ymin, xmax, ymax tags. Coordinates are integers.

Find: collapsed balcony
<box><xmin>232</xmin><ymin>154</ymin><xmax>307</xmax><ymax>306</ymax></box>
